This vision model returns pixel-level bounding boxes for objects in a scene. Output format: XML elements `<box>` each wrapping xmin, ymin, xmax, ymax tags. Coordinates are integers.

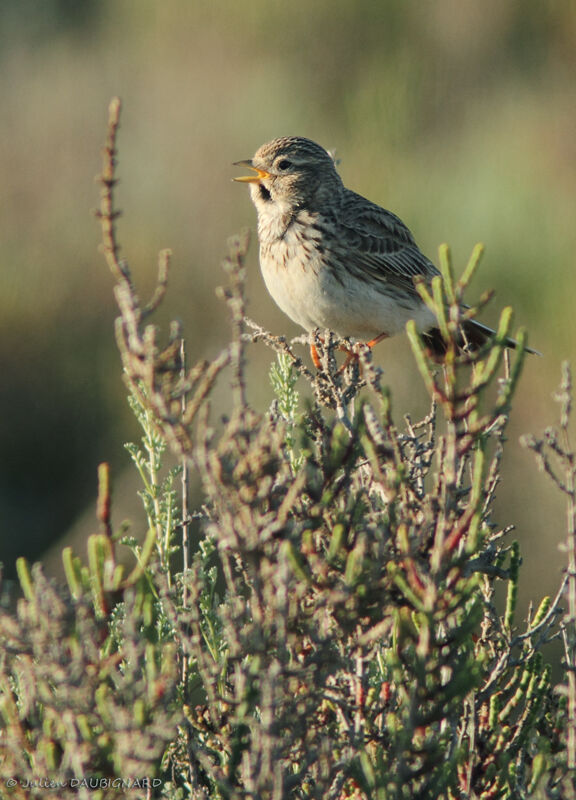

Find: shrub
<box><xmin>0</xmin><ymin>99</ymin><xmax>574</xmax><ymax>800</ymax></box>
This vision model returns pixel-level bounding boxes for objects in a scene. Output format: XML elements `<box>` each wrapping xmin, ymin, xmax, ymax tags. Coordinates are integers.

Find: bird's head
<box><xmin>234</xmin><ymin>136</ymin><xmax>342</xmax><ymax>214</ymax></box>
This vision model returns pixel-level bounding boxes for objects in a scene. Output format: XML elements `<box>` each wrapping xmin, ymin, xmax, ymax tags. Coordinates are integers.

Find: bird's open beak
<box><xmin>233</xmin><ymin>160</ymin><xmax>271</xmax><ymax>183</ymax></box>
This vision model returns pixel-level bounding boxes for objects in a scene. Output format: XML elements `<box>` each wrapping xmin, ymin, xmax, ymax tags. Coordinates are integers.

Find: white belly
<box><xmin>259</xmin><ymin>242</ymin><xmax>435</xmax><ymax>340</ymax></box>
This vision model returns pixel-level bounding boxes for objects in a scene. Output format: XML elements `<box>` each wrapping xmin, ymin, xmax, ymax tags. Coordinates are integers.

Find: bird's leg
<box><xmin>339</xmin><ymin>332</ymin><xmax>388</xmax><ymax>370</ymax></box>
<box><xmin>365</xmin><ymin>332</ymin><xmax>389</xmax><ymax>349</ymax></box>
<box><xmin>310</xmin><ymin>329</ymin><xmax>326</xmax><ymax>369</ymax></box>
<box><xmin>311</xmin><ymin>332</ymin><xmax>388</xmax><ymax>371</ymax></box>
<box><xmin>310</xmin><ymin>336</ymin><xmax>356</xmax><ymax>370</ymax></box>
<box><xmin>310</xmin><ymin>342</ymin><xmax>322</xmax><ymax>369</ymax></box>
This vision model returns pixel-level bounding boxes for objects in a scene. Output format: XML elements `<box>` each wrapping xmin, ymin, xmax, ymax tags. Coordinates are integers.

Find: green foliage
<box><xmin>124</xmin><ymin>384</ymin><xmax>182</xmax><ymax>575</ymax></box>
<box><xmin>2</xmin><ymin>243</ymin><xmax>571</xmax><ymax>800</ymax></box>
<box><xmin>269</xmin><ymin>352</ymin><xmax>304</xmax><ymax>471</ymax></box>
<box><xmin>0</xmin><ymin>564</ymin><xmax>181</xmax><ymax>800</ymax></box>
<box><xmin>0</xmin><ymin>106</ymin><xmax>574</xmax><ymax>799</ymax></box>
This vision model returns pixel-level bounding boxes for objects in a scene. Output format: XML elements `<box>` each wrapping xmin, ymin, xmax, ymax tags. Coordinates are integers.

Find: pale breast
<box><xmin>254</xmin><ymin>193</ymin><xmax>437</xmax><ymax>340</ymax></box>
<box><xmin>259</xmin><ymin>223</ymin><xmax>435</xmax><ymax>339</ymax></box>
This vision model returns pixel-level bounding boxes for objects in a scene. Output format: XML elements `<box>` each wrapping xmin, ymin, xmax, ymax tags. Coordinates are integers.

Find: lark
<box><xmin>234</xmin><ymin>136</ymin><xmax>536</xmax><ymax>364</ymax></box>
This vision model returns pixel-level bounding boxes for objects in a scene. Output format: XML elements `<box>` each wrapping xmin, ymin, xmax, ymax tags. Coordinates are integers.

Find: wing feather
<box><xmin>337</xmin><ymin>189</ymin><xmax>440</xmax><ymax>297</ymax></box>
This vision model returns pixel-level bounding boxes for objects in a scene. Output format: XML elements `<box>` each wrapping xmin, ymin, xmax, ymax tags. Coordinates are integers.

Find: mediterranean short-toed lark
<box><xmin>234</xmin><ymin>136</ymin><xmax>537</xmax><ymax>362</ymax></box>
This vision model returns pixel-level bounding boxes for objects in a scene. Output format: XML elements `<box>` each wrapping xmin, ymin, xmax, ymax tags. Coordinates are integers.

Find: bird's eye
<box><xmin>276</xmin><ymin>159</ymin><xmax>292</xmax><ymax>171</ymax></box>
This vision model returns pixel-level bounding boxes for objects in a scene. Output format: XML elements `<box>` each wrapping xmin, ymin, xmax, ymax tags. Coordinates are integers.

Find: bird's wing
<box><xmin>337</xmin><ymin>190</ymin><xmax>440</xmax><ymax>297</ymax></box>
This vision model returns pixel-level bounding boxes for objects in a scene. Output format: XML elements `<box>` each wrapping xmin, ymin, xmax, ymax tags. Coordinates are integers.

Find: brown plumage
<box><xmin>234</xmin><ymin>136</ymin><xmax>538</xmax><ymax>358</ymax></box>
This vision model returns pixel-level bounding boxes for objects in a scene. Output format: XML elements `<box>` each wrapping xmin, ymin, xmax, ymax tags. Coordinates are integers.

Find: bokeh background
<box><xmin>1</xmin><ymin>1</ymin><xmax>575</xmax><ymax>611</ymax></box>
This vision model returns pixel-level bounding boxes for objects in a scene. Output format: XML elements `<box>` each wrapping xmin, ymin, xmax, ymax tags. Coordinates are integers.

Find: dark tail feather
<box><xmin>422</xmin><ymin>319</ymin><xmax>541</xmax><ymax>357</ymax></box>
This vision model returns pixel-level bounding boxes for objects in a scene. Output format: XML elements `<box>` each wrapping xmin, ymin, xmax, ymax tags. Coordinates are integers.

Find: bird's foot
<box><xmin>310</xmin><ymin>332</ymin><xmax>388</xmax><ymax>372</ymax></box>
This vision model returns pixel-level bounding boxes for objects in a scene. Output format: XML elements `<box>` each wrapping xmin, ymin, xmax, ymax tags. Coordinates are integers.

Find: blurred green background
<box><xmin>1</xmin><ymin>1</ymin><xmax>575</xmax><ymax>607</ymax></box>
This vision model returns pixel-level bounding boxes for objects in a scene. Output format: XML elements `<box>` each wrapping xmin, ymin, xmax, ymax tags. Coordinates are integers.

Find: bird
<box><xmin>233</xmin><ymin>136</ymin><xmax>537</xmax><ymax>365</ymax></box>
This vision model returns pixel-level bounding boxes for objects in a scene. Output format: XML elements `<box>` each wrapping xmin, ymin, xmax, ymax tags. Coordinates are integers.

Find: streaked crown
<box><xmin>253</xmin><ymin>136</ymin><xmax>337</xmax><ymax>172</ymax></box>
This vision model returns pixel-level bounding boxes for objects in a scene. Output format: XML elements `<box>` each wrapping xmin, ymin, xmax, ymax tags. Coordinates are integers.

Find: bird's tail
<box><xmin>422</xmin><ymin>319</ymin><xmax>541</xmax><ymax>357</ymax></box>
